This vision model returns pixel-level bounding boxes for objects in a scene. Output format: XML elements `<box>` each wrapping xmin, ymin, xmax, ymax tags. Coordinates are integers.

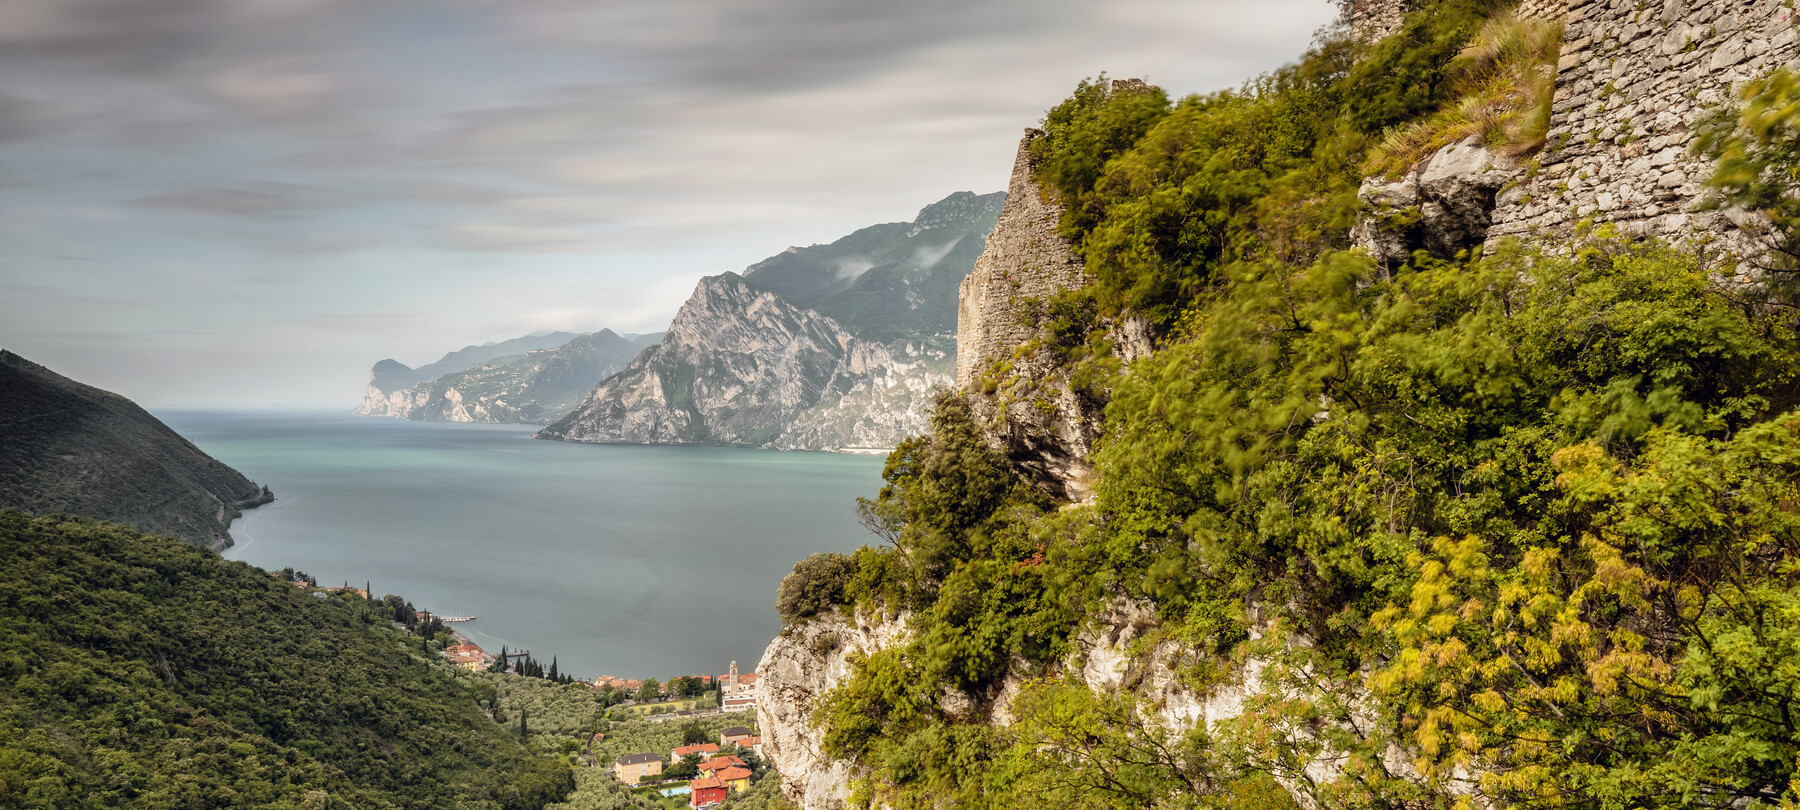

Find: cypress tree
<box><xmin>548</xmin><ymin>656</ymin><xmax>558</xmax><ymax>682</ymax></box>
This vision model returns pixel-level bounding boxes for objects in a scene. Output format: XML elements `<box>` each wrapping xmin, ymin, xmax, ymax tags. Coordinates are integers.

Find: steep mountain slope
<box><xmin>757</xmin><ymin>3</ymin><xmax>1800</xmax><ymax>808</ymax></box>
<box><xmin>393</xmin><ymin>330</ymin><xmax>655</xmax><ymax>424</ymax></box>
<box><xmin>742</xmin><ymin>191</ymin><xmax>1003</xmax><ymax>341</ymax></box>
<box><xmin>538</xmin><ymin>192</ymin><xmax>1001</xmax><ymax>450</ymax></box>
<box><xmin>356</xmin><ymin>331</ymin><xmax>660</xmax><ymax>424</ymax></box>
<box><xmin>537</xmin><ymin>274</ymin><xmax>893</xmax><ymax>447</ymax></box>
<box><xmin>0</xmin><ymin>510</ymin><xmax>571</xmax><ymax>809</ymax></box>
<box><xmin>0</xmin><ymin>350</ymin><xmax>270</xmax><ymax>550</ymax></box>
<box><xmin>353</xmin><ymin>330</ymin><xmax>585</xmax><ymax>417</ymax></box>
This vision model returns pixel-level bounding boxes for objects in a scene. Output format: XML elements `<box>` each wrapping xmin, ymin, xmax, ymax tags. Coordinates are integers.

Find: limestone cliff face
<box><xmin>757</xmin><ymin>611</ymin><xmax>913</xmax><ymax>810</ymax></box>
<box><xmin>757</xmin><ymin>600</ymin><xmax>1311</xmax><ymax>810</ymax></box>
<box><xmin>402</xmin><ymin>330</ymin><xmax>647</xmax><ymax>424</ymax></box>
<box><xmin>538</xmin><ymin>274</ymin><xmax>921</xmax><ymax>447</ymax></box>
<box><xmin>772</xmin><ymin>338</ymin><xmax>953</xmax><ymax>452</ymax></box>
<box><xmin>350</xmin><ymin>331</ymin><xmax>612</xmax><ymax>423</ymax></box>
<box><xmin>955</xmin><ymin>129</ymin><xmax>1105</xmax><ymax>502</ymax></box>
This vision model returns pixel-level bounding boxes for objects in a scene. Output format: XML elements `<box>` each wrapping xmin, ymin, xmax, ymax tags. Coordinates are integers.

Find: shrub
<box><xmin>776</xmin><ymin>552</ymin><xmax>857</xmax><ymax>626</ymax></box>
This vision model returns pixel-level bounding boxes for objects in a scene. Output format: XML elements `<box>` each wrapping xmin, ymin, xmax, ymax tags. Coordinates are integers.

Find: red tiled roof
<box><xmin>739</xmin><ymin>736</ymin><xmax>761</xmax><ymax>745</ymax></box>
<box><xmin>673</xmin><ymin>743</ymin><xmax>719</xmax><ymax>756</ymax></box>
<box><xmin>696</xmin><ymin>756</ymin><xmax>745</xmax><ymax>773</ymax></box>
<box><xmin>690</xmin><ymin>776</ymin><xmax>726</xmax><ymax>790</ymax></box>
<box><xmin>716</xmin><ymin>767</ymin><xmax>752</xmax><ymax>782</ymax></box>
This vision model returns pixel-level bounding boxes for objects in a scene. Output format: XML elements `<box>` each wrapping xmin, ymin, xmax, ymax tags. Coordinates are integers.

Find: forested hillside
<box><xmin>0</xmin><ymin>350</ymin><xmax>271</xmax><ymax>550</ymax></box>
<box><xmin>771</xmin><ymin>0</ymin><xmax>1800</xmax><ymax>806</ymax></box>
<box><xmin>0</xmin><ymin>511</ymin><xmax>572</xmax><ymax>809</ymax></box>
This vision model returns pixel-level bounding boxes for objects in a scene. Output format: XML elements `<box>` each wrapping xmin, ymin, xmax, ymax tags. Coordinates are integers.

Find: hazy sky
<box><xmin>0</xmin><ymin>0</ymin><xmax>1337</xmax><ymax>408</ymax></box>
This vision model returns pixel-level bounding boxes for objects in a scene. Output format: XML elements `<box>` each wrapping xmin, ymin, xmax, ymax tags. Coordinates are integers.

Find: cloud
<box><xmin>131</xmin><ymin>183</ymin><xmax>342</xmax><ymax>215</ymax></box>
<box><xmin>206</xmin><ymin>60</ymin><xmax>334</xmax><ymax>116</ymax></box>
<box><xmin>441</xmin><ymin>222</ymin><xmax>611</xmax><ymax>253</ymax></box>
<box><xmin>0</xmin><ymin>0</ymin><xmax>1342</xmax><ymax>404</ymax></box>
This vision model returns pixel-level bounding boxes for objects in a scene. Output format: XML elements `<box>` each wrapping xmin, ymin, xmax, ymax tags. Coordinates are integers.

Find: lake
<box><xmin>157</xmin><ymin>410</ymin><xmax>887</xmax><ymax>681</ymax></box>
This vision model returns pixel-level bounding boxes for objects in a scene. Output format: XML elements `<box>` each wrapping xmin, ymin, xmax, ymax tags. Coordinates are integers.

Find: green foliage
<box><xmin>1366</xmin><ymin>9</ymin><xmax>1564</xmax><ymax>175</ymax></box>
<box><xmin>1027</xmin><ymin>0</ymin><xmax>1498</xmax><ymax>328</ymax></box>
<box><xmin>0</xmin><ymin>510</ymin><xmax>572</xmax><ymax>810</ymax></box>
<box><xmin>776</xmin><ymin>553</ymin><xmax>857</xmax><ymax>626</ymax></box>
<box><xmin>1697</xmin><ymin>67</ymin><xmax>1800</xmax><ymax>280</ymax></box>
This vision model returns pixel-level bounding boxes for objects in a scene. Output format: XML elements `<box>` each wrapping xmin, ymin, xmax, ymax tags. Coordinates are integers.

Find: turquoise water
<box><xmin>157</xmin><ymin>411</ymin><xmax>886</xmax><ymax>681</ymax></box>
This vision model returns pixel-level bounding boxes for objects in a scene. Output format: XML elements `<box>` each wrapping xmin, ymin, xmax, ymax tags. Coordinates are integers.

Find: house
<box><xmin>738</xmin><ymin>735</ymin><xmax>762</xmax><ymax>756</ymax></box>
<box><xmin>718</xmin><ymin>726</ymin><xmax>755</xmax><ymax>748</ymax></box>
<box><xmin>715</xmin><ymin>766</ymin><xmax>753</xmax><ymax>793</ymax></box>
<box><xmin>689</xmin><ymin>776</ymin><xmax>728</xmax><ymax>807</ymax></box>
<box><xmin>444</xmin><ymin>643</ymin><xmax>486</xmax><ymax>671</ymax></box>
<box><xmin>696</xmin><ymin>756</ymin><xmax>745</xmax><ymax>775</ymax></box>
<box><xmin>594</xmin><ymin>675</ymin><xmax>645</xmax><ymax>693</ymax></box>
<box><xmin>671</xmin><ymin>742</ymin><xmax>719</xmax><ymax>762</ymax></box>
<box><xmin>613</xmin><ymin>753</ymin><xmax>663</xmax><ymax>784</ymax></box>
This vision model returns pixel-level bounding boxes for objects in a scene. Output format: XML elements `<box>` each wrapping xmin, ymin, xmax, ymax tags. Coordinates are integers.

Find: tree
<box><xmin>548</xmin><ymin>656</ymin><xmax>559</xmax><ymax>682</ymax></box>
<box><xmin>680</xmin><ymin>721</ymin><xmax>709</xmax><ymax>745</ymax></box>
<box><xmin>518</xmin><ymin>707</ymin><xmax>528</xmax><ymax>742</ymax></box>
<box><xmin>635</xmin><ymin>678</ymin><xmax>661</xmax><ymax>702</ymax></box>
<box><xmin>488</xmin><ymin>645</ymin><xmax>509</xmax><ymax>674</ymax></box>
<box><xmin>665</xmin><ymin>754</ymin><xmax>701</xmax><ymax>780</ymax></box>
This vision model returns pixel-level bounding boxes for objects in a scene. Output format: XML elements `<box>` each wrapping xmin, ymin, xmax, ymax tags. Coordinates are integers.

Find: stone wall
<box><xmin>954</xmin><ymin>130</ymin><xmax>1087</xmax><ymax>386</ymax></box>
<box><xmin>1349</xmin><ymin>0</ymin><xmax>1416</xmax><ymax>42</ymax></box>
<box><xmin>1487</xmin><ymin>0</ymin><xmax>1800</xmax><ymax>254</ymax></box>
<box><xmin>955</xmin><ymin>129</ymin><xmax>1103</xmax><ymax>502</ymax></box>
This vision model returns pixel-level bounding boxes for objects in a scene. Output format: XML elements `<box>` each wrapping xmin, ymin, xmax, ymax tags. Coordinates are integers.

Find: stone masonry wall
<box><xmin>1349</xmin><ymin>0</ymin><xmax>1416</xmax><ymax>42</ymax></box>
<box><xmin>956</xmin><ymin>129</ymin><xmax>1101</xmax><ymax>502</ymax></box>
<box><xmin>1488</xmin><ymin>0</ymin><xmax>1800</xmax><ymax>254</ymax></box>
<box><xmin>954</xmin><ymin>130</ymin><xmax>1087</xmax><ymax>386</ymax></box>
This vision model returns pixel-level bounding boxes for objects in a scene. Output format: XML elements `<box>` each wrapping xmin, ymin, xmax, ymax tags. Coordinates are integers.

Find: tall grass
<box><xmin>1366</xmin><ymin>9</ymin><xmax>1564</xmax><ymax>176</ymax></box>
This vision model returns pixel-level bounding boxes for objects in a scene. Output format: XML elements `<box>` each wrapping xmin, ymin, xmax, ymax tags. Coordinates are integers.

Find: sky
<box><xmin>0</xmin><ymin>0</ymin><xmax>1339</xmax><ymax>408</ymax></box>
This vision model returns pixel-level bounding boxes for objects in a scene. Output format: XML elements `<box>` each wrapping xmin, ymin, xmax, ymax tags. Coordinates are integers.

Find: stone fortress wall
<box><xmin>954</xmin><ymin>131</ymin><xmax>1088</xmax><ymax>387</ymax></box>
<box><xmin>954</xmin><ymin>124</ymin><xmax>1103</xmax><ymax>502</ymax></box>
<box><xmin>1489</xmin><ymin>0</ymin><xmax>1800</xmax><ymax>253</ymax></box>
<box><xmin>1357</xmin><ymin>0</ymin><xmax>1799</xmax><ymax>254</ymax></box>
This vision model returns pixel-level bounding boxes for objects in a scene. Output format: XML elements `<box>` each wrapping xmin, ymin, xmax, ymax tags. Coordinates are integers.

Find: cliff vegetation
<box><xmin>776</xmin><ymin>1</ymin><xmax>1800</xmax><ymax>807</ymax></box>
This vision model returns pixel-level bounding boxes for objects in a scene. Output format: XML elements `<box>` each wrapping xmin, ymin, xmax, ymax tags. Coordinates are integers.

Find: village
<box><xmin>283</xmin><ymin>573</ymin><xmax>773</xmax><ymax>808</ymax></box>
<box><xmin>443</xmin><ymin>632</ymin><xmax>767</xmax><ymax>808</ymax></box>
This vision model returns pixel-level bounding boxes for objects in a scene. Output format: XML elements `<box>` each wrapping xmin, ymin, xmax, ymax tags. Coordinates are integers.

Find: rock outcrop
<box><xmin>757</xmin><ymin>611</ymin><xmax>913</xmax><ymax>810</ymax></box>
<box><xmin>1353</xmin><ymin>137</ymin><xmax>1520</xmax><ymax>263</ymax></box>
<box><xmin>538</xmin><ymin>274</ymin><xmax>903</xmax><ymax>447</ymax></box>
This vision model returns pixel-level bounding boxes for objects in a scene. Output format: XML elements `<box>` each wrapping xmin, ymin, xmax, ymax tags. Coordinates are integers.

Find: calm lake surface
<box><xmin>157</xmin><ymin>410</ymin><xmax>886</xmax><ymax>681</ymax></box>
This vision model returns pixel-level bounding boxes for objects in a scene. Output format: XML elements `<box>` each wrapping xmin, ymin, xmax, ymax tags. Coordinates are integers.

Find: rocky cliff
<box><xmin>538</xmin><ymin>274</ymin><xmax>908</xmax><ymax>447</ymax></box>
<box><xmin>0</xmin><ymin>350</ymin><xmax>271</xmax><ymax>550</ymax></box>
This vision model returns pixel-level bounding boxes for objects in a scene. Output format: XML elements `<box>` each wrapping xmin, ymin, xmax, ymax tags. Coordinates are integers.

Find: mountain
<box><xmin>741</xmin><ymin>191</ymin><xmax>1003</xmax><ymax>341</ymax></box>
<box><xmin>538</xmin><ymin>192</ymin><xmax>1001</xmax><ymax>450</ymax></box>
<box><xmin>355</xmin><ymin>330</ymin><xmax>661</xmax><ymax>424</ymax></box>
<box><xmin>538</xmin><ymin>274</ymin><xmax>897</xmax><ymax>446</ymax></box>
<box><xmin>353</xmin><ymin>330</ymin><xmax>585</xmax><ymax>417</ymax></box>
<box><xmin>0</xmin><ymin>350</ymin><xmax>271</xmax><ymax>550</ymax></box>
<box><xmin>0</xmin><ymin>510</ymin><xmax>571</xmax><ymax>808</ymax></box>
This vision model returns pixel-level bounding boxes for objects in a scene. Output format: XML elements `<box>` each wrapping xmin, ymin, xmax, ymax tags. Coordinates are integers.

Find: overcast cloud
<box><xmin>0</xmin><ymin>0</ymin><xmax>1337</xmax><ymax>408</ymax></box>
